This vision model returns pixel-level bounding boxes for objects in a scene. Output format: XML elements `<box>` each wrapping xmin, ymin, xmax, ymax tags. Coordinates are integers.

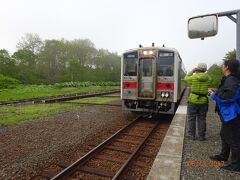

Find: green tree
<box><xmin>2</xmin><ymin>34</ymin><xmax>121</xmax><ymax>84</ymax></box>
<box><xmin>0</xmin><ymin>49</ymin><xmax>17</xmax><ymax>78</ymax></box>
<box><xmin>93</xmin><ymin>49</ymin><xmax>120</xmax><ymax>81</ymax></box>
<box><xmin>66</xmin><ymin>39</ymin><xmax>96</xmax><ymax>66</ymax></box>
<box><xmin>38</xmin><ymin>39</ymin><xmax>67</xmax><ymax>83</ymax></box>
<box><xmin>207</xmin><ymin>64</ymin><xmax>223</xmax><ymax>88</ymax></box>
<box><xmin>66</xmin><ymin>39</ymin><xmax>97</xmax><ymax>81</ymax></box>
<box><xmin>12</xmin><ymin>49</ymin><xmax>38</xmax><ymax>84</ymax></box>
<box><xmin>224</xmin><ymin>49</ymin><xmax>236</xmax><ymax>60</ymax></box>
<box><xmin>16</xmin><ymin>33</ymin><xmax>43</xmax><ymax>54</ymax></box>
<box><xmin>65</xmin><ymin>59</ymin><xmax>81</xmax><ymax>81</ymax></box>
<box><xmin>13</xmin><ymin>49</ymin><xmax>37</xmax><ymax>67</ymax></box>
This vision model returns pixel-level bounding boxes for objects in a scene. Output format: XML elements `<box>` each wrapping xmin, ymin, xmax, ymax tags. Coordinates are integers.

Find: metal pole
<box><xmin>237</xmin><ymin>11</ymin><xmax>240</xmax><ymax>61</ymax></box>
<box><xmin>217</xmin><ymin>9</ymin><xmax>240</xmax><ymax>17</ymax></box>
<box><xmin>189</xmin><ymin>9</ymin><xmax>240</xmax><ymax>60</ymax></box>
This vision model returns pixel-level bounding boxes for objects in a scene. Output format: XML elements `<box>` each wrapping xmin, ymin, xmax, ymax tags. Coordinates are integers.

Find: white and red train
<box><xmin>121</xmin><ymin>44</ymin><xmax>186</xmax><ymax>114</ymax></box>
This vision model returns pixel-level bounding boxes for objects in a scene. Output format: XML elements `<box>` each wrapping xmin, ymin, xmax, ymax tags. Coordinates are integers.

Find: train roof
<box><xmin>123</xmin><ymin>46</ymin><xmax>182</xmax><ymax>62</ymax></box>
<box><xmin>123</xmin><ymin>46</ymin><xmax>184</xmax><ymax>70</ymax></box>
<box><xmin>123</xmin><ymin>46</ymin><xmax>180</xmax><ymax>54</ymax></box>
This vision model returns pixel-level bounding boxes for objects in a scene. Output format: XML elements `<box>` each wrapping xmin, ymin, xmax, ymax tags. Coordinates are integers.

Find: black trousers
<box><xmin>187</xmin><ymin>102</ymin><xmax>208</xmax><ymax>137</ymax></box>
<box><xmin>220</xmin><ymin>116</ymin><xmax>240</xmax><ymax>167</ymax></box>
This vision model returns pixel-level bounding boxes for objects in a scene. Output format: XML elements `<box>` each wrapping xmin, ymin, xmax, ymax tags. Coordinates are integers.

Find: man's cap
<box><xmin>197</xmin><ymin>63</ymin><xmax>207</xmax><ymax>72</ymax></box>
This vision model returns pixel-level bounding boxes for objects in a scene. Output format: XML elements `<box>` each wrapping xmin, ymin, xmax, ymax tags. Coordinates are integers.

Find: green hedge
<box><xmin>54</xmin><ymin>81</ymin><xmax>120</xmax><ymax>88</ymax></box>
<box><xmin>0</xmin><ymin>74</ymin><xmax>20</xmax><ymax>89</ymax></box>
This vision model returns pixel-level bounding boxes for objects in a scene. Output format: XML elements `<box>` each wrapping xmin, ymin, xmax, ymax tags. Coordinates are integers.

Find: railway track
<box><xmin>0</xmin><ymin>90</ymin><xmax>120</xmax><ymax>106</ymax></box>
<box><xmin>61</xmin><ymin>101</ymin><xmax>122</xmax><ymax>107</ymax></box>
<box><xmin>32</xmin><ymin>114</ymin><xmax>171</xmax><ymax>180</ymax></box>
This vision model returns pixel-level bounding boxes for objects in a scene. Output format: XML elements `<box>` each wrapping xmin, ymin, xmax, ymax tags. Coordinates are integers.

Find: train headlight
<box><xmin>143</xmin><ymin>50</ymin><xmax>154</xmax><ymax>55</ymax></box>
<box><xmin>165</xmin><ymin>92</ymin><xmax>169</xmax><ymax>98</ymax></box>
<box><xmin>161</xmin><ymin>92</ymin><xmax>165</xmax><ymax>98</ymax></box>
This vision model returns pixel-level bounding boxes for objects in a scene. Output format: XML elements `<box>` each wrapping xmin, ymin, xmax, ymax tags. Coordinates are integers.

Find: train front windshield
<box><xmin>123</xmin><ymin>52</ymin><xmax>137</xmax><ymax>76</ymax></box>
<box><xmin>158</xmin><ymin>52</ymin><xmax>174</xmax><ymax>76</ymax></box>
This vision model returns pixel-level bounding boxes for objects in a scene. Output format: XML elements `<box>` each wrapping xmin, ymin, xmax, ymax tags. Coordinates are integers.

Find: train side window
<box><xmin>124</xmin><ymin>58</ymin><xmax>137</xmax><ymax>76</ymax></box>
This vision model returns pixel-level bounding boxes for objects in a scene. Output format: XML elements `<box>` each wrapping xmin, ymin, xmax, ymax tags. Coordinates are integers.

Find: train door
<box><xmin>138</xmin><ymin>58</ymin><xmax>155</xmax><ymax>99</ymax></box>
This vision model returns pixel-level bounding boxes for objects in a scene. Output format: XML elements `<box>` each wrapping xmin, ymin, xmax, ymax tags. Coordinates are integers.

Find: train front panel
<box><xmin>121</xmin><ymin>47</ymin><xmax>183</xmax><ymax>114</ymax></box>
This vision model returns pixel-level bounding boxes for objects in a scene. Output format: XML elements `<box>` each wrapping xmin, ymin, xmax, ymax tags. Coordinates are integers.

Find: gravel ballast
<box><xmin>181</xmin><ymin>100</ymin><xmax>240</xmax><ymax>180</ymax></box>
<box><xmin>0</xmin><ymin>101</ymin><xmax>137</xmax><ymax>179</ymax></box>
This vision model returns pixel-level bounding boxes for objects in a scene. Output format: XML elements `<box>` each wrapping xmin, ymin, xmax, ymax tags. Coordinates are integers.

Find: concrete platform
<box><xmin>147</xmin><ymin>90</ymin><xmax>188</xmax><ymax>180</ymax></box>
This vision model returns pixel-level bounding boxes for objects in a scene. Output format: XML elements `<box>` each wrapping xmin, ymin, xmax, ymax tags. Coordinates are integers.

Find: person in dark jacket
<box><xmin>209</xmin><ymin>59</ymin><xmax>240</xmax><ymax>172</ymax></box>
<box><xmin>184</xmin><ymin>63</ymin><xmax>211</xmax><ymax>141</ymax></box>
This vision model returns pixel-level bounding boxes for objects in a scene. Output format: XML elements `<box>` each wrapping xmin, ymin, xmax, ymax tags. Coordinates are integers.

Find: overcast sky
<box><xmin>0</xmin><ymin>0</ymin><xmax>240</xmax><ymax>71</ymax></box>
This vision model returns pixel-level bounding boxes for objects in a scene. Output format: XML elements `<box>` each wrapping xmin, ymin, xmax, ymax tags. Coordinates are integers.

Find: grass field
<box><xmin>0</xmin><ymin>96</ymin><xmax>119</xmax><ymax>126</ymax></box>
<box><xmin>0</xmin><ymin>85</ymin><xmax>119</xmax><ymax>102</ymax></box>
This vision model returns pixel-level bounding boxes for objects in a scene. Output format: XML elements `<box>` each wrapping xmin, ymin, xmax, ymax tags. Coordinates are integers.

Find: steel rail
<box><xmin>60</xmin><ymin>101</ymin><xmax>122</xmax><ymax>107</ymax></box>
<box><xmin>0</xmin><ymin>90</ymin><xmax>120</xmax><ymax>106</ymax></box>
<box><xmin>51</xmin><ymin>115</ymin><xmax>147</xmax><ymax>180</ymax></box>
<box><xmin>112</xmin><ymin>120</ymin><xmax>160</xmax><ymax>179</ymax></box>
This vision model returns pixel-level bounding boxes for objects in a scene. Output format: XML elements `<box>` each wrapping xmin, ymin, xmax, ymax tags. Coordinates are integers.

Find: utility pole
<box><xmin>237</xmin><ymin>10</ymin><xmax>240</xmax><ymax>60</ymax></box>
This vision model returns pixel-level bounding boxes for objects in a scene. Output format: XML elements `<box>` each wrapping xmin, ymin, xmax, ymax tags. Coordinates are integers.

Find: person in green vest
<box><xmin>184</xmin><ymin>63</ymin><xmax>211</xmax><ymax>141</ymax></box>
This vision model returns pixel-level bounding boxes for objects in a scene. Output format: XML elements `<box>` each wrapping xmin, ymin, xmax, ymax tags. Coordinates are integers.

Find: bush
<box><xmin>0</xmin><ymin>74</ymin><xmax>20</xmax><ymax>89</ymax></box>
<box><xmin>54</xmin><ymin>81</ymin><xmax>120</xmax><ymax>88</ymax></box>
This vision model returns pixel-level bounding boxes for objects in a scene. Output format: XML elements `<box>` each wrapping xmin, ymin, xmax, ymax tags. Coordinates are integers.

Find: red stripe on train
<box><xmin>156</xmin><ymin>82</ymin><xmax>174</xmax><ymax>90</ymax></box>
<box><xmin>122</xmin><ymin>82</ymin><xmax>137</xmax><ymax>89</ymax></box>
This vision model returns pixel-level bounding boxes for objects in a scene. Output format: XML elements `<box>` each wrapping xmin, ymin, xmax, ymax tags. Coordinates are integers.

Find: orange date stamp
<box><xmin>187</xmin><ymin>160</ymin><xmax>224</xmax><ymax>169</ymax></box>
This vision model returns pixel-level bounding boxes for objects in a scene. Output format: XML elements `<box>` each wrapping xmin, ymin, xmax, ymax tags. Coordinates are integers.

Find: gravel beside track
<box><xmin>49</xmin><ymin>115</ymin><xmax>170</xmax><ymax>180</ymax></box>
<box><xmin>0</xmin><ymin>100</ymin><xmax>137</xmax><ymax>180</ymax></box>
<box><xmin>181</xmin><ymin>100</ymin><xmax>240</xmax><ymax>180</ymax></box>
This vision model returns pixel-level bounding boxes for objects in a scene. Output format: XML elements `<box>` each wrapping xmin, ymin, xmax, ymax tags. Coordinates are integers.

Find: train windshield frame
<box><xmin>158</xmin><ymin>51</ymin><xmax>174</xmax><ymax>76</ymax></box>
<box><xmin>123</xmin><ymin>52</ymin><xmax>137</xmax><ymax>76</ymax></box>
